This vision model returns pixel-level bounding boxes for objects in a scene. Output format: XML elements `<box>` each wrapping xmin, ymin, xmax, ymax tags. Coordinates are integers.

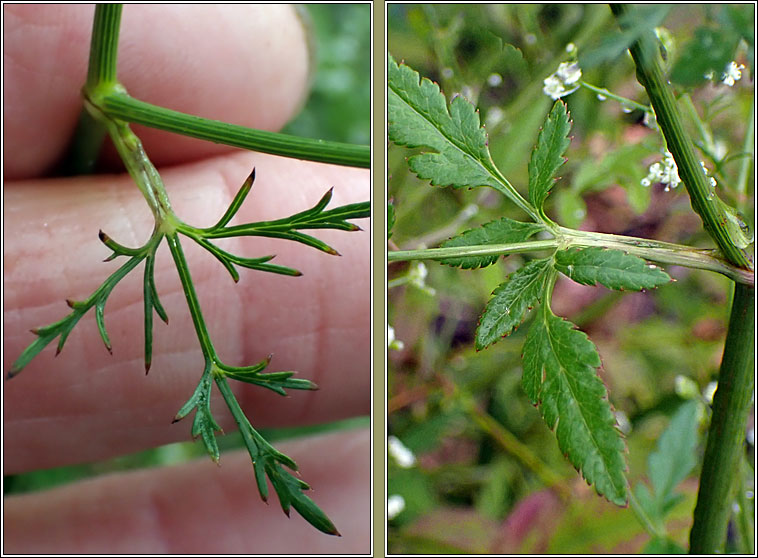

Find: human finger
<box><xmin>3</xmin><ymin>4</ymin><xmax>312</xmax><ymax>179</ymax></box>
<box><xmin>3</xmin><ymin>428</ymin><xmax>371</xmax><ymax>554</ymax></box>
<box><xmin>3</xmin><ymin>151</ymin><xmax>370</xmax><ymax>473</ymax></box>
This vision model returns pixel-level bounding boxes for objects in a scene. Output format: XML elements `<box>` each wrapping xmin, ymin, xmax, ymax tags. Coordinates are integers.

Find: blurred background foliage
<box><xmin>388</xmin><ymin>4</ymin><xmax>754</xmax><ymax>554</ymax></box>
<box><xmin>284</xmin><ymin>4</ymin><xmax>371</xmax><ymax>145</ymax></box>
<box><xmin>4</xmin><ymin>3</ymin><xmax>370</xmax><ymax>497</ymax></box>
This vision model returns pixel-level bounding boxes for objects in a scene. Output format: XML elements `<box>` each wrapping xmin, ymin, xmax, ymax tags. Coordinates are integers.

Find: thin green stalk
<box><xmin>610</xmin><ymin>5</ymin><xmax>755</xmax><ymax>552</ymax></box>
<box><xmin>628</xmin><ymin>490</ymin><xmax>666</xmax><ymax>539</ymax></box>
<box><xmin>389</xmin><ymin>239</ymin><xmax>558</xmax><ymax>262</ymax></box>
<box><xmin>165</xmin><ymin>234</ymin><xmax>215</xmax><ymax>355</ymax></box>
<box><xmin>70</xmin><ymin>4</ymin><xmax>123</xmax><ymax>174</ymax></box>
<box><xmin>85</xmin><ymin>4</ymin><xmax>122</xmax><ymax>89</ymax></box>
<box><xmin>579</xmin><ymin>80</ymin><xmax>652</xmax><ymax>113</ymax></box>
<box><xmin>99</xmin><ymin>91</ymin><xmax>370</xmax><ymax>169</ymax></box>
<box><xmin>388</xmin><ymin>235</ymin><xmax>754</xmax><ymax>286</ymax></box>
<box><xmin>453</xmin><ymin>383</ymin><xmax>571</xmax><ymax>500</ymax></box>
<box><xmin>689</xmin><ymin>283</ymin><xmax>755</xmax><ymax>553</ymax></box>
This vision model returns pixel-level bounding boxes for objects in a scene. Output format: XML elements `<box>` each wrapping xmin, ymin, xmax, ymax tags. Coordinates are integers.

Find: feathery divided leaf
<box><xmin>441</xmin><ymin>218</ymin><xmax>545</xmax><ymax>269</ymax></box>
<box><xmin>528</xmin><ymin>100</ymin><xmax>572</xmax><ymax>215</ymax></box>
<box><xmin>215</xmin><ymin>375</ymin><xmax>339</xmax><ymax>536</ymax></box>
<box><xmin>522</xmin><ymin>308</ymin><xmax>628</xmax><ymax>505</ymax></box>
<box><xmin>8</xmin><ymin>252</ymin><xmax>144</xmax><ymax>378</ymax></box>
<box><xmin>143</xmin><ymin>251</ymin><xmax>168</xmax><ymax>373</ymax></box>
<box><xmin>220</xmin><ymin>355</ymin><xmax>318</xmax><ymax>396</ymax></box>
<box><xmin>554</xmin><ymin>247</ymin><xmax>671</xmax><ymax>291</ymax></box>
<box><xmin>173</xmin><ymin>368</ymin><xmax>222</xmax><ymax>462</ymax></box>
<box><xmin>476</xmin><ymin>258</ymin><xmax>552</xmax><ymax>350</ymax></box>
<box><xmin>205</xmin><ymin>185</ymin><xmax>369</xmax><ymax>256</ymax></box>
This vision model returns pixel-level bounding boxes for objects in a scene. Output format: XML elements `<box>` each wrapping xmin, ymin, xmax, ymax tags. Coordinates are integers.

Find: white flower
<box><xmin>487</xmin><ymin>73</ymin><xmax>503</xmax><ymax>87</ymax></box>
<box><xmin>388</xmin><ymin>325</ymin><xmax>404</xmax><ymax>351</ymax></box>
<box><xmin>556</xmin><ymin>61</ymin><xmax>582</xmax><ymax>85</ymax></box>
<box><xmin>543</xmin><ymin>62</ymin><xmax>582</xmax><ymax>100</ymax></box>
<box><xmin>543</xmin><ymin>74</ymin><xmax>567</xmax><ymax>100</ymax></box>
<box><xmin>721</xmin><ymin>61</ymin><xmax>745</xmax><ymax>87</ymax></box>
<box><xmin>565</xmin><ymin>42</ymin><xmax>577</xmax><ymax>55</ymax></box>
<box><xmin>388</xmin><ymin>494</ymin><xmax>406</xmax><ymax>520</ymax></box>
<box><xmin>388</xmin><ymin>435</ymin><xmax>416</xmax><ymax>468</ymax></box>
<box><xmin>641</xmin><ymin>151</ymin><xmax>682</xmax><ymax>191</ymax></box>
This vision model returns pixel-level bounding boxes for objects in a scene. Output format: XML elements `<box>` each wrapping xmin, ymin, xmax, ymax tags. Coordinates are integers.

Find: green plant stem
<box><xmin>610</xmin><ymin>4</ymin><xmax>752</xmax><ymax>270</ymax></box>
<box><xmin>610</xmin><ymin>4</ymin><xmax>755</xmax><ymax>552</ymax></box>
<box><xmin>85</xmin><ymin>4</ymin><xmax>122</xmax><ymax>89</ymax></box>
<box><xmin>689</xmin><ymin>283</ymin><xmax>755</xmax><ymax>553</ymax></box>
<box><xmin>99</xmin><ymin>91</ymin><xmax>370</xmax><ymax>169</ymax></box>
<box><xmin>69</xmin><ymin>4</ymin><xmax>123</xmax><ymax>175</ymax></box>
<box><xmin>579</xmin><ymin>80</ymin><xmax>652</xmax><ymax>113</ymax></box>
<box><xmin>388</xmin><ymin>235</ymin><xmax>754</xmax><ymax>286</ymax></box>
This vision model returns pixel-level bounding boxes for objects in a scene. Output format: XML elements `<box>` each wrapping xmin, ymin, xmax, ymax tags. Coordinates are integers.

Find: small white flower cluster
<box><xmin>388</xmin><ymin>325</ymin><xmax>404</xmax><ymax>351</ymax></box>
<box><xmin>705</xmin><ymin>60</ymin><xmax>746</xmax><ymax>87</ymax></box>
<box><xmin>640</xmin><ymin>151</ymin><xmax>682</xmax><ymax>191</ymax></box>
<box><xmin>640</xmin><ymin>152</ymin><xmax>717</xmax><ymax>193</ymax></box>
<box><xmin>388</xmin><ymin>435</ymin><xmax>416</xmax><ymax>468</ymax></box>
<box><xmin>543</xmin><ymin>61</ymin><xmax>582</xmax><ymax>100</ymax></box>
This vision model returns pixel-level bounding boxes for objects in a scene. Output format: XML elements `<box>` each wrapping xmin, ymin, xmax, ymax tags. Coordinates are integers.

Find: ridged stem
<box><xmin>100</xmin><ymin>92</ymin><xmax>370</xmax><ymax>169</ymax></box>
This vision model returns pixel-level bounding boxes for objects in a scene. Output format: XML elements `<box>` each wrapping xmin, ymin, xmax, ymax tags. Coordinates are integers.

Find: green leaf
<box><xmin>173</xmin><ymin>370</ymin><xmax>222</xmax><ymax>462</ymax></box>
<box><xmin>646</xmin><ymin>400</ymin><xmax>700</xmax><ymax>519</ymax></box>
<box><xmin>441</xmin><ymin>218</ymin><xmax>545</xmax><ymax>269</ymax></box>
<box><xmin>528</xmin><ymin>101</ymin><xmax>571</xmax><ymax>215</ymax></box>
<box><xmin>222</xmin><ymin>355</ymin><xmax>318</xmax><ymax>396</ymax></box>
<box><xmin>554</xmin><ymin>247</ymin><xmax>671</xmax><ymax>291</ymax></box>
<box><xmin>522</xmin><ymin>310</ymin><xmax>628</xmax><ymax>505</ymax></box>
<box><xmin>476</xmin><ymin>258</ymin><xmax>552</xmax><ymax>350</ymax></box>
<box><xmin>671</xmin><ymin>27</ymin><xmax>739</xmax><ymax>87</ymax></box>
<box><xmin>211</xmin><ymin>168</ymin><xmax>255</xmax><ymax>231</ymax></box>
<box><xmin>143</xmin><ymin>251</ymin><xmax>168</xmax><ymax>373</ymax></box>
<box><xmin>388</xmin><ymin>53</ymin><xmax>502</xmax><ymax>192</ymax></box>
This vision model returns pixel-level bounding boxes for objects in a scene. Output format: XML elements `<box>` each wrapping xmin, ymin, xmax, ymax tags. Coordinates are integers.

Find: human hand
<box><xmin>3</xmin><ymin>5</ymin><xmax>370</xmax><ymax>553</ymax></box>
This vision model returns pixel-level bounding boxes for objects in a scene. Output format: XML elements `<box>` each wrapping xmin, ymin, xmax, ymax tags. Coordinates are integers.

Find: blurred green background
<box><xmin>388</xmin><ymin>4</ymin><xmax>753</xmax><ymax>554</ymax></box>
<box><xmin>4</xmin><ymin>3</ymin><xmax>370</xmax><ymax>497</ymax></box>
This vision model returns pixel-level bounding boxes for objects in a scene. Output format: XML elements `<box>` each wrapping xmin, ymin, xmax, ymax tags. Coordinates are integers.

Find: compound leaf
<box><xmin>528</xmin><ymin>100</ymin><xmax>572</xmax><ymax>214</ymax></box>
<box><xmin>441</xmin><ymin>218</ymin><xmax>545</xmax><ymax>269</ymax></box>
<box><xmin>476</xmin><ymin>258</ymin><xmax>552</xmax><ymax>350</ymax></box>
<box><xmin>388</xmin><ymin>53</ymin><xmax>503</xmax><ymax>193</ymax></box>
<box><xmin>554</xmin><ymin>247</ymin><xmax>671</xmax><ymax>291</ymax></box>
<box><xmin>523</xmin><ymin>310</ymin><xmax>628</xmax><ymax>505</ymax></box>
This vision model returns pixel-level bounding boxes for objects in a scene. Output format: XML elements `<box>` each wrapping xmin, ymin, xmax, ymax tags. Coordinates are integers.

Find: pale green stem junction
<box><xmin>388</xmin><ymin>230</ymin><xmax>754</xmax><ymax>286</ymax></box>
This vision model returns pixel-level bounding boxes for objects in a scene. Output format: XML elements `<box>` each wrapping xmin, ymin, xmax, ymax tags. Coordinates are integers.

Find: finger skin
<box><xmin>3</xmin><ymin>151</ymin><xmax>370</xmax><ymax>473</ymax></box>
<box><xmin>3</xmin><ymin>4</ymin><xmax>311</xmax><ymax>179</ymax></box>
<box><xmin>3</xmin><ymin>428</ymin><xmax>371</xmax><ymax>554</ymax></box>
